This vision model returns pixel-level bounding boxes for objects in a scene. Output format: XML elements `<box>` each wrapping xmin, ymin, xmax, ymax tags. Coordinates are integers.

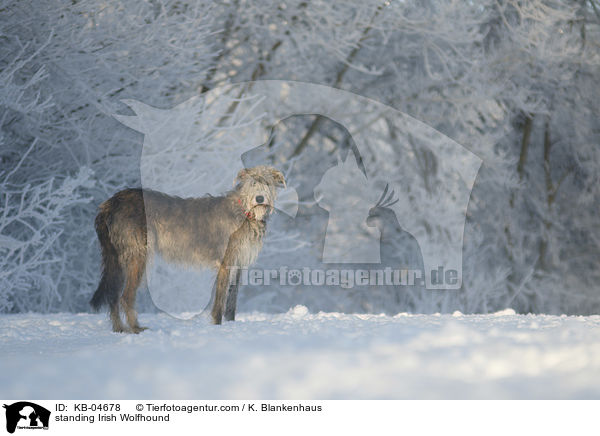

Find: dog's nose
<box><xmin>255</xmin><ymin>195</ymin><xmax>264</xmax><ymax>204</ymax></box>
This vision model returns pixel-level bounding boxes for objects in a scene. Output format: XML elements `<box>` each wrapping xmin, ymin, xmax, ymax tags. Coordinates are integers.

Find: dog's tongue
<box><xmin>274</xmin><ymin>187</ymin><xmax>299</xmax><ymax>218</ymax></box>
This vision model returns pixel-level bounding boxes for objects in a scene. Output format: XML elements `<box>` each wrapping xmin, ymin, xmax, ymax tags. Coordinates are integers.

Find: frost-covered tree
<box><xmin>1</xmin><ymin>0</ymin><xmax>599</xmax><ymax>314</ymax></box>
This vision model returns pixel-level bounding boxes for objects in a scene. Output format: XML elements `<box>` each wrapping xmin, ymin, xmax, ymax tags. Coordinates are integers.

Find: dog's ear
<box><xmin>234</xmin><ymin>168</ymin><xmax>251</xmax><ymax>186</ymax></box>
<box><xmin>270</xmin><ymin>168</ymin><xmax>286</xmax><ymax>188</ymax></box>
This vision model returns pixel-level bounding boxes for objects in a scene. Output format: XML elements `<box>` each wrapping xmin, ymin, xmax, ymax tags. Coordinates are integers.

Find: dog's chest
<box><xmin>235</xmin><ymin>220</ymin><xmax>266</xmax><ymax>267</ymax></box>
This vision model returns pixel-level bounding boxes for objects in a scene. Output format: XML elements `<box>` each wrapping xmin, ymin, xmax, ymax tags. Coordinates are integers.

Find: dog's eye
<box><xmin>255</xmin><ymin>195</ymin><xmax>264</xmax><ymax>204</ymax></box>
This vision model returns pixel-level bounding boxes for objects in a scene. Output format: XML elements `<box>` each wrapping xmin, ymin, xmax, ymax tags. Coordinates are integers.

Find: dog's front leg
<box><xmin>224</xmin><ymin>268</ymin><xmax>241</xmax><ymax>321</ymax></box>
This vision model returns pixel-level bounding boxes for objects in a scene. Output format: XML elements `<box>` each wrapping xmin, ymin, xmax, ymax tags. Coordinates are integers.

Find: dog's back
<box><xmin>142</xmin><ymin>190</ymin><xmax>238</xmax><ymax>268</ymax></box>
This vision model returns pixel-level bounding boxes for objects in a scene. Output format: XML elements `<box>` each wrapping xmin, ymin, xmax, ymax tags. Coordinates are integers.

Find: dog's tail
<box><xmin>90</xmin><ymin>203</ymin><xmax>124</xmax><ymax>311</ymax></box>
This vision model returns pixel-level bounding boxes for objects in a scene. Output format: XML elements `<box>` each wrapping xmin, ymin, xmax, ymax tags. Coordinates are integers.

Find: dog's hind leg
<box><xmin>109</xmin><ymin>300</ymin><xmax>126</xmax><ymax>333</ymax></box>
<box><xmin>211</xmin><ymin>264</ymin><xmax>230</xmax><ymax>325</ymax></box>
<box><xmin>120</xmin><ymin>256</ymin><xmax>147</xmax><ymax>333</ymax></box>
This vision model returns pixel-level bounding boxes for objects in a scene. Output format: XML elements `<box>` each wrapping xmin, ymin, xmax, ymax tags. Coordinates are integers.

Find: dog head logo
<box><xmin>115</xmin><ymin>80</ymin><xmax>481</xmax><ymax>317</ymax></box>
<box><xmin>3</xmin><ymin>402</ymin><xmax>50</xmax><ymax>434</ymax></box>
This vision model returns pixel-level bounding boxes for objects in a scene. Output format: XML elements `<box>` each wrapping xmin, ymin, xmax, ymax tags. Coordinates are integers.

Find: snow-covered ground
<box><xmin>1</xmin><ymin>306</ymin><xmax>599</xmax><ymax>399</ymax></box>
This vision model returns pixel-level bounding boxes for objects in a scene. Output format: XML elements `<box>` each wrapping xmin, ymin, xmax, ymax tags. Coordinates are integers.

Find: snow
<box><xmin>1</xmin><ymin>307</ymin><xmax>600</xmax><ymax>399</ymax></box>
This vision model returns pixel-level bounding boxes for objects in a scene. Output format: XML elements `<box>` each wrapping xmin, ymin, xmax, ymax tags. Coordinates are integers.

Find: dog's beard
<box><xmin>252</xmin><ymin>204</ymin><xmax>272</xmax><ymax>221</ymax></box>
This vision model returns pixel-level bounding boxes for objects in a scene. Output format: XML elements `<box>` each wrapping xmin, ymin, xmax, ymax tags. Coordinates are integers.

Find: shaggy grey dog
<box><xmin>90</xmin><ymin>166</ymin><xmax>285</xmax><ymax>333</ymax></box>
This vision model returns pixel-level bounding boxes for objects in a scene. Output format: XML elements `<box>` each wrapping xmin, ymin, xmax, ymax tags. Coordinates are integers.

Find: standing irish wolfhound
<box><xmin>90</xmin><ymin>166</ymin><xmax>285</xmax><ymax>333</ymax></box>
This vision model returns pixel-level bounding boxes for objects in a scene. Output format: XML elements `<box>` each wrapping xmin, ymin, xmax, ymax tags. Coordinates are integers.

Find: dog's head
<box><xmin>235</xmin><ymin>166</ymin><xmax>286</xmax><ymax>221</ymax></box>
